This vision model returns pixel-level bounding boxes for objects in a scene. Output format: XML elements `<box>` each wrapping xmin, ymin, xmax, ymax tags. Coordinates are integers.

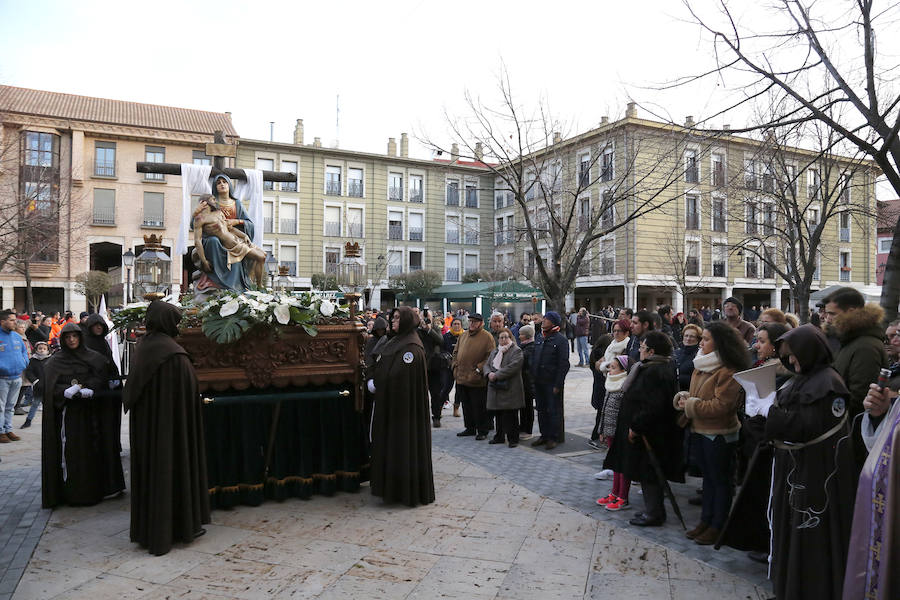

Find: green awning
<box><xmin>431</xmin><ymin>280</ymin><xmax>544</xmax><ymax>302</ymax></box>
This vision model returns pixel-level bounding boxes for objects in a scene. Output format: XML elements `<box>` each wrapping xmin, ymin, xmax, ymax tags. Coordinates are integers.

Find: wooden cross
<box><xmin>136</xmin><ymin>130</ymin><xmax>296</xmax><ymax>183</ymax></box>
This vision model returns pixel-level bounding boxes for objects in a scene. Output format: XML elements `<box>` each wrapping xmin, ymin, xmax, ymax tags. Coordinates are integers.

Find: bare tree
<box><xmin>718</xmin><ymin>117</ymin><xmax>873</xmax><ymax>321</ymax></box>
<box><xmin>424</xmin><ymin>69</ymin><xmax>691</xmax><ymax>312</ymax></box>
<box><xmin>676</xmin><ymin>0</ymin><xmax>900</xmax><ymax>320</ymax></box>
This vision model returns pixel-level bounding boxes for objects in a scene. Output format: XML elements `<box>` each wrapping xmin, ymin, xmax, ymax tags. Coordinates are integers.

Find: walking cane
<box><xmin>641</xmin><ymin>435</ymin><xmax>687</xmax><ymax>529</ymax></box>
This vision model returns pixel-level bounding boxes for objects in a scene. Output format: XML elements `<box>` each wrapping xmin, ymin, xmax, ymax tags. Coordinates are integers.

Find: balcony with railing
<box><xmin>578</xmin><ymin>169</ymin><xmax>590</xmax><ymax>188</ymax></box>
<box><xmin>326</xmin><ymin>181</ymin><xmax>341</xmax><ymax>196</ymax></box>
<box><xmin>464</xmin><ymin>231</ymin><xmax>478</xmax><ymax>245</ymax></box>
<box><xmin>840</xmin><ymin>267</ymin><xmax>851</xmax><ymax>282</ymax></box>
<box><xmin>763</xmin><ymin>263</ymin><xmax>774</xmax><ymax>279</ymax></box>
<box><xmin>264</xmin><ymin>217</ymin><xmax>274</xmax><ymax>233</ymax></box>
<box><xmin>93</xmin><ymin>160</ymin><xmax>116</xmax><ymax>178</ymax></box>
<box><xmin>280</xmin><ymin>261</ymin><xmax>297</xmax><ymax>276</ymax></box>
<box><xmin>712</xmin><ymin>165</ymin><xmax>725</xmax><ymax>187</ymax></box>
<box><xmin>685</xmin><ymin>256</ymin><xmax>699</xmax><ymax>276</ymax></box>
<box><xmin>144</xmin><ymin>172</ymin><xmax>165</xmax><ymax>182</ymax></box>
<box><xmin>445</xmin><ymin>267</ymin><xmax>459</xmax><ymax>281</ymax></box>
<box><xmin>281</xmin><ymin>181</ymin><xmax>297</xmax><ymax>192</ymax></box>
<box><xmin>712</xmin><ymin>215</ymin><xmax>726</xmax><ymax>232</ymax></box>
<box><xmin>280</xmin><ymin>219</ymin><xmax>297</xmax><ymax>234</ymax></box>
<box><xmin>577</xmin><ymin>259</ymin><xmax>592</xmax><ymax>276</ymax></box>
<box><xmin>92</xmin><ymin>207</ymin><xmax>115</xmax><ymax>225</ymax></box>
<box><xmin>599</xmin><ymin>257</ymin><xmax>614</xmax><ymax>275</ymax></box>
<box><xmin>713</xmin><ymin>262</ymin><xmax>726</xmax><ymax>277</ymax></box>
<box><xmin>325</xmin><ymin>262</ymin><xmax>340</xmax><ymax>275</ymax></box>
<box><xmin>409</xmin><ymin>227</ymin><xmax>423</xmax><ymax>241</ymax></box>
<box><xmin>685</xmin><ymin>166</ymin><xmax>699</xmax><ymax>184</ymax></box>
<box><xmin>464</xmin><ymin>264</ymin><xmax>478</xmax><ymax>276</ymax></box>
<box><xmin>389</xmin><ymin>224</ymin><xmax>403</xmax><ymax>240</ymax></box>
<box><xmin>465</xmin><ymin>189</ymin><xmax>478</xmax><ymax>208</ymax></box>
<box><xmin>446</xmin><ymin>230</ymin><xmax>459</xmax><ymax>244</ymax></box>
<box><xmin>325</xmin><ymin>221</ymin><xmax>341</xmax><ymax>236</ymax></box>
<box><xmin>685</xmin><ymin>212</ymin><xmax>699</xmax><ymax>230</ymax></box>
<box><xmin>578</xmin><ymin>215</ymin><xmax>590</xmax><ymax>232</ymax></box>
<box><xmin>389</xmin><ymin>186</ymin><xmax>403</xmax><ymax>201</ymax></box>
<box><xmin>141</xmin><ymin>211</ymin><xmax>164</xmax><ymax>228</ymax></box>
<box><xmin>348</xmin><ymin>181</ymin><xmax>363</xmax><ymax>198</ymax></box>
<box><xmin>347</xmin><ymin>223</ymin><xmax>363</xmax><ymax>238</ymax></box>
<box><xmin>409</xmin><ymin>189</ymin><xmax>423</xmax><ymax>203</ymax></box>
<box><xmin>746</xmin><ymin>260</ymin><xmax>759</xmax><ymax>278</ymax></box>
<box><xmin>840</xmin><ymin>228</ymin><xmax>850</xmax><ymax>242</ymax></box>
<box><xmin>495</xmin><ymin>230</ymin><xmax>507</xmax><ymax>246</ymax></box>
<box><xmin>446</xmin><ymin>187</ymin><xmax>459</xmax><ymax>206</ymax></box>
<box><xmin>388</xmin><ymin>264</ymin><xmax>403</xmax><ymax>277</ymax></box>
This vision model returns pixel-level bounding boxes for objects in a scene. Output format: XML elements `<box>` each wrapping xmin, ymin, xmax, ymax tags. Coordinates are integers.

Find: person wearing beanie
<box><xmin>722</xmin><ymin>297</ymin><xmax>755</xmax><ymax>345</ymax></box>
<box><xmin>530</xmin><ymin>310</ymin><xmax>570</xmax><ymax>450</ymax></box>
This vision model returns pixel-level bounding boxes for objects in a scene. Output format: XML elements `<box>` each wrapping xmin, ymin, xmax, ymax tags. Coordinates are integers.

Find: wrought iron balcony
<box><xmin>446</xmin><ymin>188</ymin><xmax>459</xmax><ymax>206</ymax></box>
<box><xmin>325</xmin><ymin>221</ymin><xmax>341</xmax><ymax>236</ymax></box>
<box><xmin>409</xmin><ymin>227</ymin><xmax>423</xmax><ymax>241</ymax></box>
<box><xmin>464</xmin><ymin>232</ymin><xmax>478</xmax><ymax>245</ymax></box>
<box><xmin>389</xmin><ymin>186</ymin><xmax>403</xmax><ymax>201</ymax></box>
<box><xmin>445</xmin><ymin>267</ymin><xmax>459</xmax><ymax>281</ymax></box>
<box><xmin>389</xmin><ymin>224</ymin><xmax>403</xmax><ymax>240</ymax></box>
<box><xmin>347</xmin><ymin>223</ymin><xmax>364</xmax><ymax>238</ymax></box>
<box><xmin>409</xmin><ymin>190</ymin><xmax>423</xmax><ymax>203</ymax></box>
<box><xmin>94</xmin><ymin>160</ymin><xmax>116</xmax><ymax>177</ymax></box>
<box><xmin>92</xmin><ymin>208</ymin><xmax>115</xmax><ymax>225</ymax></box>
<box><xmin>280</xmin><ymin>261</ymin><xmax>296</xmax><ymax>276</ymax></box>
<box><xmin>347</xmin><ymin>181</ymin><xmax>363</xmax><ymax>197</ymax></box>
<box><xmin>685</xmin><ymin>257</ymin><xmax>699</xmax><ymax>276</ymax></box>
<box><xmin>280</xmin><ymin>219</ymin><xmax>297</xmax><ymax>234</ymax></box>
<box><xmin>326</xmin><ymin>181</ymin><xmax>341</xmax><ymax>196</ymax></box>
<box><xmin>281</xmin><ymin>181</ymin><xmax>297</xmax><ymax>192</ymax></box>
<box><xmin>264</xmin><ymin>217</ymin><xmax>274</xmax><ymax>233</ymax></box>
<box><xmin>712</xmin><ymin>216</ymin><xmax>726</xmax><ymax>232</ymax></box>
<box><xmin>685</xmin><ymin>213</ymin><xmax>700</xmax><ymax>230</ymax></box>
<box><xmin>446</xmin><ymin>231</ymin><xmax>459</xmax><ymax>244</ymax></box>
<box><xmin>840</xmin><ymin>228</ymin><xmax>850</xmax><ymax>242</ymax></box>
<box><xmin>685</xmin><ymin>166</ymin><xmax>699</xmax><ymax>184</ymax></box>
<box><xmin>141</xmin><ymin>213</ymin><xmax>164</xmax><ymax>228</ymax></box>
<box><xmin>388</xmin><ymin>264</ymin><xmax>403</xmax><ymax>277</ymax></box>
<box><xmin>465</xmin><ymin>190</ymin><xmax>478</xmax><ymax>208</ymax></box>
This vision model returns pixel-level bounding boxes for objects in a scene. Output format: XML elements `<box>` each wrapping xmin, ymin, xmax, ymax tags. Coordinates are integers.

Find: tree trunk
<box><xmin>23</xmin><ymin>259</ymin><xmax>34</xmax><ymax>314</ymax></box>
<box><xmin>880</xmin><ymin>219</ymin><xmax>900</xmax><ymax>325</ymax></box>
<box><xmin>794</xmin><ymin>288</ymin><xmax>810</xmax><ymax>325</ymax></box>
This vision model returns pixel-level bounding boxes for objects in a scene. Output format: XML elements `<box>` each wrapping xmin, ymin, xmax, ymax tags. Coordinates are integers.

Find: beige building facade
<box><xmin>0</xmin><ymin>85</ymin><xmax>237</xmax><ymax>313</ymax></box>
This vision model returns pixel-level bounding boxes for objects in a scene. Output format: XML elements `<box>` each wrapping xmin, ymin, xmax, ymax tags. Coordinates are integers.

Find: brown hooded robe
<box><xmin>123</xmin><ymin>301</ymin><xmax>210</xmax><ymax>555</ymax></box>
<box><xmin>369</xmin><ymin>306</ymin><xmax>435</xmax><ymax>506</ymax></box>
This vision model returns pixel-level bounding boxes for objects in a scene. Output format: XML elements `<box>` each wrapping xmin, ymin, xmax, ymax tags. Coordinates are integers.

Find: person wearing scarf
<box><xmin>596</xmin><ymin>355</ymin><xmax>631</xmax><ymax>510</ymax></box>
<box><xmin>598</xmin><ymin>319</ymin><xmax>631</xmax><ymax>374</ymax></box>
<box><xmin>750</xmin><ymin>325</ymin><xmax>855</xmax><ymax>600</ymax></box>
<box><xmin>484</xmin><ymin>328</ymin><xmax>525</xmax><ymax>447</ymax></box>
<box><xmin>21</xmin><ymin>341</ymin><xmax>51</xmax><ymax>429</ymax></box>
<box><xmin>124</xmin><ymin>301</ymin><xmax>210</xmax><ymax>556</ymax></box>
<box><xmin>674</xmin><ymin>321</ymin><xmax>748</xmax><ymax>545</ymax></box>
<box><xmin>41</xmin><ymin>322</ymin><xmax>124</xmax><ymax>508</ymax></box>
<box><xmin>440</xmin><ymin>317</ymin><xmax>464</xmax><ymax>418</ymax></box>
<box><xmin>604</xmin><ymin>331</ymin><xmax>682</xmax><ymax>526</ymax></box>
<box><xmin>369</xmin><ymin>306</ymin><xmax>435</xmax><ymax>506</ymax></box>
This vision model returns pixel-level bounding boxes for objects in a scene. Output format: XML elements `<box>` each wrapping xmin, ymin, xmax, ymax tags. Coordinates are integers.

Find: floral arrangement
<box><xmin>198</xmin><ymin>290</ymin><xmax>347</xmax><ymax>344</ymax></box>
<box><xmin>110</xmin><ymin>290</ymin><xmax>349</xmax><ymax>345</ymax></box>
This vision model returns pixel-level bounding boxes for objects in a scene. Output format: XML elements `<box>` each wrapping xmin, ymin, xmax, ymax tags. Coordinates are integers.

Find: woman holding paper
<box><xmin>674</xmin><ymin>321</ymin><xmax>749</xmax><ymax>545</ymax></box>
<box><xmin>751</xmin><ymin>324</ymin><xmax>855</xmax><ymax>600</ymax></box>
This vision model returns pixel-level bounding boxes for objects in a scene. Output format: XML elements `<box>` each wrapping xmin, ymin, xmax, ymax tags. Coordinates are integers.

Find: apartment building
<box><xmin>0</xmin><ymin>85</ymin><xmax>236</xmax><ymax>313</ymax></box>
<box><xmin>494</xmin><ymin>104</ymin><xmax>880</xmax><ymax>314</ymax></box>
<box><xmin>236</xmin><ymin>126</ymin><xmax>495</xmax><ymax>308</ymax></box>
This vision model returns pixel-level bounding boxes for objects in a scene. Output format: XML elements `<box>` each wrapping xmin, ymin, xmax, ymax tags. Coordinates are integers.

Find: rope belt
<box><xmin>772</xmin><ymin>413</ymin><xmax>848</xmax><ymax>451</ymax></box>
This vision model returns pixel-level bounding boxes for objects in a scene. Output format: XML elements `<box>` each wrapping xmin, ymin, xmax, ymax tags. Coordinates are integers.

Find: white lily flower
<box><xmin>274</xmin><ymin>304</ymin><xmax>291</xmax><ymax>324</ymax></box>
<box><xmin>319</xmin><ymin>299</ymin><xmax>335</xmax><ymax>317</ymax></box>
<box><xmin>220</xmin><ymin>299</ymin><xmax>240</xmax><ymax>317</ymax></box>
<box><xmin>258</xmin><ymin>293</ymin><xmax>274</xmax><ymax>304</ymax></box>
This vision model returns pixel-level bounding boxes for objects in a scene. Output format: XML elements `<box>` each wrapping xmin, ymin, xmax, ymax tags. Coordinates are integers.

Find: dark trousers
<box><xmin>691</xmin><ymin>433</ymin><xmax>736</xmax><ymax>530</ymax></box>
<box><xmin>491</xmin><ymin>409</ymin><xmax>520</xmax><ymax>443</ymax></box>
<box><xmin>534</xmin><ymin>382</ymin><xmax>560</xmax><ymax>442</ymax></box>
<box><xmin>457</xmin><ymin>384</ymin><xmax>490</xmax><ymax>435</ymax></box>
<box><xmin>641</xmin><ymin>473</ymin><xmax>667</xmax><ymax>521</ymax></box>
<box><xmin>428</xmin><ymin>368</ymin><xmax>444</xmax><ymax>420</ymax></box>
<box><xmin>590</xmin><ymin>408</ymin><xmax>602</xmax><ymax>441</ymax></box>
<box><xmin>519</xmin><ymin>394</ymin><xmax>534</xmax><ymax>434</ymax></box>
<box><xmin>439</xmin><ymin>368</ymin><xmax>455</xmax><ymax>406</ymax></box>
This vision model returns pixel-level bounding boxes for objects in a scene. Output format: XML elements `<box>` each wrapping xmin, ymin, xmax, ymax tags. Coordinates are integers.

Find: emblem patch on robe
<box><xmin>403</xmin><ymin>352</ymin><xmax>414</xmax><ymax>364</ymax></box>
<box><xmin>832</xmin><ymin>397</ymin><xmax>846</xmax><ymax>418</ymax></box>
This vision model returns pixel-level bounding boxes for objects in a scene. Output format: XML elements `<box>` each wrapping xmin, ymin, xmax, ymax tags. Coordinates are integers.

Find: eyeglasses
<box><xmin>889</xmin><ymin>332</ymin><xmax>900</xmax><ymax>339</ymax></box>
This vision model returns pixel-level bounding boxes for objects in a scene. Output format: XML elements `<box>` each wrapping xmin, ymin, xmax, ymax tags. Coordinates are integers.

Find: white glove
<box><xmin>746</xmin><ymin>390</ymin><xmax>776</xmax><ymax>418</ymax></box>
<box><xmin>109</xmin><ymin>380</ymin><xmax>120</xmax><ymax>389</ymax></box>
<box><xmin>367</xmin><ymin>379</ymin><xmax>376</xmax><ymax>393</ymax></box>
<box><xmin>64</xmin><ymin>384</ymin><xmax>82</xmax><ymax>399</ymax></box>
<box><xmin>79</xmin><ymin>388</ymin><xmax>94</xmax><ymax>398</ymax></box>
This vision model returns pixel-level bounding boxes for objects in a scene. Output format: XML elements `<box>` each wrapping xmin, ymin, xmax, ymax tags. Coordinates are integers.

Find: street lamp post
<box><xmin>122</xmin><ymin>249</ymin><xmax>135</xmax><ymax>304</ymax></box>
<box><xmin>134</xmin><ymin>234</ymin><xmax>172</xmax><ymax>301</ymax></box>
<box><xmin>265</xmin><ymin>251</ymin><xmax>277</xmax><ymax>289</ymax></box>
<box><xmin>339</xmin><ymin>241</ymin><xmax>366</xmax><ymax>318</ymax></box>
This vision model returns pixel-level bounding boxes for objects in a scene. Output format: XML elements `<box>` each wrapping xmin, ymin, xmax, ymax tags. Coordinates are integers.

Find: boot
<box><xmin>21</xmin><ymin>419</ymin><xmax>32</xmax><ymax>429</ymax></box>
<box><xmin>693</xmin><ymin>526</ymin><xmax>721</xmax><ymax>545</ymax></box>
<box><xmin>685</xmin><ymin>522</ymin><xmax>708</xmax><ymax>540</ymax></box>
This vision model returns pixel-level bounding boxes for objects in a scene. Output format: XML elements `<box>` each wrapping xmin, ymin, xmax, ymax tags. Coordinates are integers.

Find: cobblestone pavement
<box><xmin>6</xmin><ymin>354</ymin><xmax>773</xmax><ymax>599</ymax></box>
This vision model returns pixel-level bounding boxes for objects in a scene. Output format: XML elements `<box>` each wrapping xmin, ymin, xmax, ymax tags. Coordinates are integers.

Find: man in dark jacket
<box><xmin>626</xmin><ymin>310</ymin><xmax>654</xmax><ymax>364</ymax></box>
<box><xmin>517</xmin><ymin>324</ymin><xmax>537</xmax><ymax>439</ymax></box>
<box><xmin>824</xmin><ymin>286</ymin><xmax>888</xmax><ymax>465</ymax></box>
<box><xmin>530</xmin><ymin>311</ymin><xmax>570</xmax><ymax>450</ymax></box>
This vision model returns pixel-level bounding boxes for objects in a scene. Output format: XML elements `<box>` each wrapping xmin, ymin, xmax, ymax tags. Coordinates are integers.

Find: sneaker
<box><xmin>519</xmin><ymin>432</ymin><xmax>533</xmax><ymax>440</ymax></box>
<box><xmin>605</xmin><ymin>498</ymin><xmax>630</xmax><ymax>511</ymax></box>
<box><xmin>443</xmin><ymin>401</ymin><xmax>450</xmax><ymax>410</ymax></box>
<box><xmin>596</xmin><ymin>494</ymin><xmax>617</xmax><ymax>506</ymax></box>
<box><xmin>587</xmin><ymin>439</ymin><xmax>601</xmax><ymax>450</ymax></box>
<box><xmin>593</xmin><ymin>469</ymin><xmax>614</xmax><ymax>480</ymax></box>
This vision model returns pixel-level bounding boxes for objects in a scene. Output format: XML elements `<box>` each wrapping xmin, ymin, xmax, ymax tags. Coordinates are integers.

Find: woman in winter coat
<box><xmin>484</xmin><ymin>328</ymin><xmax>525</xmax><ymax>447</ymax></box>
<box><xmin>717</xmin><ymin>322</ymin><xmax>792</xmax><ymax>559</ymax></box>
<box><xmin>595</xmin><ymin>355</ymin><xmax>631</xmax><ymax>510</ymax></box>
<box><xmin>754</xmin><ymin>325</ymin><xmax>856</xmax><ymax>600</ymax></box>
<box><xmin>440</xmin><ymin>318</ymin><xmax>464</xmax><ymax>417</ymax></box>
<box><xmin>598</xmin><ymin>319</ymin><xmax>631</xmax><ymax>374</ymax></box>
<box><xmin>674</xmin><ymin>320</ymin><xmax>749</xmax><ymax>545</ymax></box>
<box><xmin>674</xmin><ymin>324</ymin><xmax>702</xmax><ymax>392</ymax></box>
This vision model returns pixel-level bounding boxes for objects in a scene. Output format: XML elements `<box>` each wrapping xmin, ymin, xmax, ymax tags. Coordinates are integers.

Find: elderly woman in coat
<box><xmin>485</xmin><ymin>327</ymin><xmax>525</xmax><ymax>447</ymax></box>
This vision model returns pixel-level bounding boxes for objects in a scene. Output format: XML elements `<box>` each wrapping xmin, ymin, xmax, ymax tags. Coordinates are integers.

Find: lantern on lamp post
<box><xmin>265</xmin><ymin>251</ymin><xmax>277</xmax><ymax>289</ymax></box>
<box><xmin>122</xmin><ymin>248</ymin><xmax>135</xmax><ymax>304</ymax></box>
<box><xmin>339</xmin><ymin>241</ymin><xmax>366</xmax><ymax>317</ymax></box>
<box><xmin>134</xmin><ymin>234</ymin><xmax>171</xmax><ymax>301</ymax></box>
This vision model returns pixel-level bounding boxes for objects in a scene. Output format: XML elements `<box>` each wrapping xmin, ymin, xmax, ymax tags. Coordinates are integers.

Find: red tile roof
<box><xmin>0</xmin><ymin>85</ymin><xmax>237</xmax><ymax>137</ymax></box>
<box><xmin>432</xmin><ymin>158</ymin><xmax>496</xmax><ymax>168</ymax></box>
<box><xmin>877</xmin><ymin>199</ymin><xmax>900</xmax><ymax>230</ymax></box>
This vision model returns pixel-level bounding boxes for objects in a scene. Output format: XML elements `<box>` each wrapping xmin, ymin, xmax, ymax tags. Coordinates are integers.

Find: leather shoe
<box><xmin>0</xmin><ymin>433</ymin><xmax>9</xmax><ymax>443</ymax></box>
<box><xmin>457</xmin><ymin>429</ymin><xmax>475</xmax><ymax>437</ymax></box>
<box><xmin>475</xmin><ymin>434</ymin><xmax>487</xmax><ymax>440</ymax></box>
<box><xmin>488</xmin><ymin>438</ymin><xmax>504</xmax><ymax>444</ymax></box>
<box><xmin>544</xmin><ymin>440</ymin><xmax>558</xmax><ymax>450</ymax></box>
<box><xmin>694</xmin><ymin>526</ymin><xmax>720</xmax><ymax>545</ymax></box>
<box><xmin>629</xmin><ymin>515</ymin><xmax>665</xmax><ymax>527</ymax></box>
<box><xmin>530</xmin><ymin>437</ymin><xmax>547</xmax><ymax>447</ymax></box>
<box><xmin>432</xmin><ymin>418</ymin><xmax>441</xmax><ymax>428</ymax></box>
<box><xmin>6</xmin><ymin>431</ymin><xmax>20</xmax><ymax>441</ymax></box>
<box><xmin>508</xmin><ymin>442</ymin><xmax>518</xmax><ymax>448</ymax></box>
<box><xmin>686</xmin><ymin>522</ymin><xmax>709</xmax><ymax>540</ymax></box>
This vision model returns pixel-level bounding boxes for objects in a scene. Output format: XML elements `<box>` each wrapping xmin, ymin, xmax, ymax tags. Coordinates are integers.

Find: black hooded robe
<box><xmin>369</xmin><ymin>307</ymin><xmax>435</xmax><ymax>507</ymax></box>
<box><xmin>123</xmin><ymin>301</ymin><xmax>210</xmax><ymax>556</ymax></box>
<box><xmin>41</xmin><ymin>323</ymin><xmax>125</xmax><ymax>508</ymax></box>
<box><xmin>83</xmin><ymin>313</ymin><xmax>123</xmax><ymax>453</ymax></box>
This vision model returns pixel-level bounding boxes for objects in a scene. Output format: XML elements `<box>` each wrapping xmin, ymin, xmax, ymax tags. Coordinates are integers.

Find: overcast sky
<box><xmin>0</xmin><ymin>0</ymin><xmax>893</xmax><ymax>198</ymax></box>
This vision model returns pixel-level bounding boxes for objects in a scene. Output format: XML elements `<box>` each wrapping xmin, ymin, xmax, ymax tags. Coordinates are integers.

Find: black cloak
<box><xmin>41</xmin><ymin>323</ymin><xmax>124</xmax><ymax>508</ymax></box>
<box><xmin>123</xmin><ymin>301</ymin><xmax>210</xmax><ymax>556</ymax></box>
<box><xmin>369</xmin><ymin>306</ymin><xmax>435</xmax><ymax>506</ymax></box>
<box><xmin>83</xmin><ymin>313</ymin><xmax>123</xmax><ymax>452</ymax></box>
<box><xmin>765</xmin><ymin>325</ymin><xmax>856</xmax><ymax>600</ymax></box>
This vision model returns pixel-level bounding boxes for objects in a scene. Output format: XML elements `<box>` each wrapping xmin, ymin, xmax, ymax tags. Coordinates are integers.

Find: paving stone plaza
<box><xmin>0</xmin><ymin>356</ymin><xmax>771</xmax><ymax>599</ymax></box>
